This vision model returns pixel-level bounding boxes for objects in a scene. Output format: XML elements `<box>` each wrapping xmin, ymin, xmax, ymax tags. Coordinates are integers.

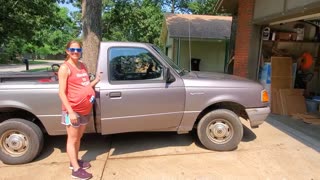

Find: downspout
<box><xmin>224</xmin><ymin>38</ymin><xmax>230</xmax><ymax>73</ymax></box>
<box><xmin>255</xmin><ymin>26</ymin><xmax>264</xmax><ymax>80</ymax></box>
<box><xmin>177</xmin><ymin>38</ymin><xmax>181</xmax><ymax>66</ymax></box>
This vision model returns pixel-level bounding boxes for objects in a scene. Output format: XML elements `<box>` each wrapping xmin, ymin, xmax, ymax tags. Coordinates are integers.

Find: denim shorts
<box><xmin>61</xmin><ymin>111</ymin><xmax>90</xmax><ymax>127</ymax></box>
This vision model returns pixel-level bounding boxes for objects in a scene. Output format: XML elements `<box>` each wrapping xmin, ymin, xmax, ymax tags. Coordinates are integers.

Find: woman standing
<box><xmin>58</xmin><ymin>40</ymin><xmax>100</xmax><ymax>179</ymax></box>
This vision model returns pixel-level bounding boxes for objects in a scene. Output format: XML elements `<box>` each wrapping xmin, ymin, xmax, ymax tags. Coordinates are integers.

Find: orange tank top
<box><xmin>62</xmin><ymin>61</ymin><xmax>95</xmax><ymax>115</ymax></box>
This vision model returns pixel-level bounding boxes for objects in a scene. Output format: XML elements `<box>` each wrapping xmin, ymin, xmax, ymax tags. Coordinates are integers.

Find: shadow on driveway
<box><xmin>33</xmin><ymin>123</ymin><xmax>257</xmax><ymax>162</ymax></box>
<box><xmin>34</xmin><ymin>134</ymin><xmax>111</xmax><ymax>163</ymax></box>
<box><xmin>266</xmin><ymin>114</ymin><xmax>320</xmax><ymax>153</ymax></box>
<box><xmin>107</xmin><ymin>124</ymin><xmax>256</xmax><ymax>157</ymax></box>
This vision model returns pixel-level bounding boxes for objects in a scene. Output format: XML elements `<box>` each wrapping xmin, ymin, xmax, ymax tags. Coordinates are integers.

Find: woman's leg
<box><xmin>75</xmin><ymin>125</ymin><xmax>87</xmax><ymax>160</ymax></box>
<box><xmin>66</xmin><ymin>125</ymin><xmax>81</xmax><ymax>170</ymax></box>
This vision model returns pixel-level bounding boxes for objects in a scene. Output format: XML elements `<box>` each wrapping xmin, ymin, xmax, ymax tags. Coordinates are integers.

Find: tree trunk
<box><xmin>171</xmin><ymin>0</ymin><xmax>175</xmax><ymax>13</ymax></box>
<box><xmin>82</xmin><ymin>0</ymin><xmax>102</xmax><ymax>73</ymax></box>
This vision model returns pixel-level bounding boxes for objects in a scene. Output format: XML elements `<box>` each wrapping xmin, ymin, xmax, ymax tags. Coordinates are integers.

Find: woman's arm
<box><xmin>58</xmin><ymin>64</ymin><xmax>74</xmax><ymax>115</ymax></box>
<box><xmin>81</xmin><ymin>62</ymin><xmax>101</xmax><ymax>87</ymax></box>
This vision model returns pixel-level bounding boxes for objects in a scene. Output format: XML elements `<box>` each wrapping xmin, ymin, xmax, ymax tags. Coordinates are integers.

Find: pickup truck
<box><xmin>0</xmin><ymin>42</ymin><xmax>270</xmax><ymax>165</ymax></box>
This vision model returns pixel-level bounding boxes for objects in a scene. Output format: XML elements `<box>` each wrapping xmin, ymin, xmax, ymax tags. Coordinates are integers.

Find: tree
<box><xmin>58</xmin><ymin>0</ymin><xmax>102</xmax><ymax>73</ymax></box>
<box><xmin>188</xmin><ymin>0</ymin><xmax>219</xmax><ymax>15</ymax></box>
<box><xmin>0</xmin><ymin>0</ymin><xmax>59</xmax><ymax>44</ymax></box>
<box><xmin>0</xmin><ymin>1</ymin><xmax>76</xmax><ymax>62</ymax></box>
<box><xmin>152</xmin><ymin>0</ymin><xmax>192</xmax><ymax>13</ymax></box>
<box><xmin>80</xmin><ymin>0</ymin><xmax>102</xmax><ymax>73</ymax></box>
<box><xmin>1</xmin><ymin>0</ymin><xmax>221</xmax><ymax>66</ymax></box>
<box><xmin>26</xmin><ymin>7</ymin><xmax>79</xmax><ymax>58</ymax></box>
<box><xmin>102</xmin><ymin>0</ymin><xmax>163</xmax><ymax>45</ymax></box>
<box><xmin>63</xmin><ymin>0</ymin><xmax>220</xmax><ymax>73</ymax></box>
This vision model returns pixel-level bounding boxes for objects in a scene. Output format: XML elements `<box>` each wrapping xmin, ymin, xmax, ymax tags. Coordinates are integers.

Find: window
<box><xmin>109</xmin><ymin>47</ymin><xmax>164</xmax><ymax>81</ymax></box>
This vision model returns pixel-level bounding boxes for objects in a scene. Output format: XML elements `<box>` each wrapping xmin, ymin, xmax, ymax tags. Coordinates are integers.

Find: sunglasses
<box><xmin>67</xmin><ymin>48</ymin><xmax>82</xmax><ymax>53</ymax></box>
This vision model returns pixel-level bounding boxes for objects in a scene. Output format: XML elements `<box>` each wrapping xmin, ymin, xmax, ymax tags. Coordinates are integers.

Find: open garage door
<box><xmin>258</xmin><ymin>14</ymin><xmax>320</xmax><ymax>117</ymax></box>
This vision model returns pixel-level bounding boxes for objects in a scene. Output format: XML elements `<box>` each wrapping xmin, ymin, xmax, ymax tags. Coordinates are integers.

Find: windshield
<box><xmin>151</xmin><ymin>45</ymin><xmax>185</xmax><ymax>75</ymax></box>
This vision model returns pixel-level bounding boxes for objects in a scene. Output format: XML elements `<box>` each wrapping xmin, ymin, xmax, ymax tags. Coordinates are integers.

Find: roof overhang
<box><xmin>214</xmin><ymin>0</ymin><xmax>238</xmax><ymax>14</ymax></box>
<box><xmin>214</xmin><ymin>0</ymin><xmax>320</xmax><ymax>25</ymax></box>
<box><xmin>254</xmin><ymin>3</ymin><xmax>320</xmax><ymax>25</ymax></box>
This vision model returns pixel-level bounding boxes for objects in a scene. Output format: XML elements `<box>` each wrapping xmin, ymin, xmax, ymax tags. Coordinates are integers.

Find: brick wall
<box><xmin>233</xmin><ymin>0</ymin><xmax>255</xmax><ymax>78</ymax></box>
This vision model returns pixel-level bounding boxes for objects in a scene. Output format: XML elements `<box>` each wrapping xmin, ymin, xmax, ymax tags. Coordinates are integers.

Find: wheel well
<box><xmin>0</xmin><ymin>107</ymin><xmax>46</xmax><ymax>133</ymax></box>
<box><xmin>194</xmin><ymin>101</ymin><xmax>248</xmax><ymax>127</ymax></box>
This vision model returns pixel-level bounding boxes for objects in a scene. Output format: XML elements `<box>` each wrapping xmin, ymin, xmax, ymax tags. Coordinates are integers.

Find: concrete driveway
<box><xmin>0</xmin><ymin>115</ymin><xmax>319</xmax><ymax>180</ymax></box>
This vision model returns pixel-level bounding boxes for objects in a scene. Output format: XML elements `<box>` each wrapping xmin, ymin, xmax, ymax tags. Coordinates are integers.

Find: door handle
<box><xmin>109</xmin><ymin>92</ymin><xmax>121</xmax><ymax>98</ymax></box>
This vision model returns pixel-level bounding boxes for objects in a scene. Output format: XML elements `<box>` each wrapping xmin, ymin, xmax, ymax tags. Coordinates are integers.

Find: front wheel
<box><xmin>0</xmin><ymin>119</ymin><xmax>44</xmax><ymax>164</ymax></box>
<box><xmin>197</xmin><ymin>109</ymin><xmax>243</xmax><ymax>151</ymax></box>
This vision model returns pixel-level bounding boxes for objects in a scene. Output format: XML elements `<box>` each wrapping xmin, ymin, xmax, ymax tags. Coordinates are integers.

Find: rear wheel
<box><xmin>197</xmin><ymin>109</ymin><xmax>243</xmax><ymax>151</ymax></box>
<box><xmin>0</xmin><ymin>119</ymin><xmax>44</xmax><ymax>164</ymax></box>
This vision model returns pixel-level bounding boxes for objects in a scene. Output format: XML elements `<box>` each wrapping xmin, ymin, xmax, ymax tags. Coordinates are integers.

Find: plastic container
<box><xmin>262</xmin><ymin>27</ymin><xmax>270</xmax><ymax>40</ymax></box>
<box><xmin>306</xmin><ymin>99</ymin><xmax>318</xmax><ymax>112</ymax></box>
<box><xmin>313</xmin><ymin>96</ymin><xmax>320</xmax><ymax>102</ymax></box>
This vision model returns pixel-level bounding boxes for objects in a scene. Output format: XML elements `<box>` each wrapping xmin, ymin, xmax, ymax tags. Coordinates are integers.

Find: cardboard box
<box><xmin>277</xmin><ymin>32</ymin><xmax>297</xmax><ymax>41</ymax></box>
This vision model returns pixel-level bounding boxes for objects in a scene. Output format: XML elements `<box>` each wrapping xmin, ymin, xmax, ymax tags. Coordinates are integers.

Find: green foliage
<box><xmin>0</xmin><ymin>0</ymin><xmax>59</xmax><ymax>43</ymax></box>
<box><xmin>156</xmin><ymin>0</ymin><xmax>220</xmax><ymax>14</ymax></box>
<box><xmin>101</xmin><ymin>0</ymin><xmax>220</xmax><ymax>46</ymax></box>
<box><xmin>0</xmin><ymin>2</ymin><xmax>79</xmax><ymax>63</ymax></box>
<box><xmin>102</xmin><ymin>0</ymin><xmax>164</xmax><ymax>45</ymax></box>
<box><xmin>1</xmin><ymin>37</ymin><xmax>26</xmax><ymax>62</ymax></box>
<box><xmin>188</xmin><ymin>0</ymin><xmax>219</xmax><ymax>15</ymax></box>
<box><xmin>33</xmin><ymin>7</ymin><xmax>80</xmax><ymax>56</ymax></box>
<box><xmin>152</xmin><ymin>0</ymin><xmax>192</xmax><ymax>13</ymax></box>
<box><xmin>0</xmin><ymin>53</ymin><xmax>11</xmax><ymax>64</ymax></box>
<box><xmin>0</xmin><ymin>0</ymin><xmax>221</xmax><ymax>64</ymax></box>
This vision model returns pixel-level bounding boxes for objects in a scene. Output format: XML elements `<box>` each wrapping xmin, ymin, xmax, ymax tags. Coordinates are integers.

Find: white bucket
<box><xmin>306</xmin><ymin>99</ymin><xmax>318</xmax><ymax>112</ymax></box>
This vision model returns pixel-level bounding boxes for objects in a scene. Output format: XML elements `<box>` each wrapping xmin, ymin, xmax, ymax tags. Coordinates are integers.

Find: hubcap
<box><xmin>1</xmin><ymin>130</ymin><xmax>29</xmax><ymax>157</ymax></box>
<box><xmin>206</xmin><ymin>119</ymin><xmax>233</xmax><ymax>144</ymax></box>
<box><xmin>210</xmin><ymin>122</ymin><xmax>229</xmax><ymax>138</ymax></box>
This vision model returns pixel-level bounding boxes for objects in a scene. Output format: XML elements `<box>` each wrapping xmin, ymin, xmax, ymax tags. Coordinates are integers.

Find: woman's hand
<box><xmin>69</xmin><ymin>112</ymin><xmax>78</xmax><ymax>124</ymax></box>
<box><xmin>95</xmin><ymin>72</ymin><xmax>101</xmax><ymax>82</ymax></box>
<box><xmin>90</xmin><ymin>72</ymin><xmax>102</xmax><ymax>87</ymax></box>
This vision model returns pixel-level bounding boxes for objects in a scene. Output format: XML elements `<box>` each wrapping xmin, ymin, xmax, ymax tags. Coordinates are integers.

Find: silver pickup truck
<box><xmin>0</xmin><ymin>42</ymin><xmax>270</xmax><ymax>165</ymax></box>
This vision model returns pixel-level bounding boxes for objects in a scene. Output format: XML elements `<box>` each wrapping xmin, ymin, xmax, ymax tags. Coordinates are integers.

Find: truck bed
<box><xmin>0</xmin><ymin>72</ymin><xmax>57</xmax><ymax>83</ymax></box>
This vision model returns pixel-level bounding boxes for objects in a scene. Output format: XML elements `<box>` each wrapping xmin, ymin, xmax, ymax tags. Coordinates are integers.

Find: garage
<box><xmin>259</xmin><ymin>17</ymin><xmax>320</xmax><ymax>119</ymax></box>
<box><xmin>215</xmin><ymin>0</ymin><xmax>320</xmax><ymax>123</ymax></box>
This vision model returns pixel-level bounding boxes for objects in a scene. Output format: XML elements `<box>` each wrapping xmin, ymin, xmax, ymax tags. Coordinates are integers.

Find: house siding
<box><xmin>166</xmin><ymin>36</ymin><xmax>174</xmax><ymax>59</ymax></box>
<box><xmin>178</xmin><ymin>40</ymin><xmax>226</xmax><ymax>72</ymax></box>
<box><xmin>162</xmin><ymin>14</ymin><xmax>232</xmax><ymax>73</ymax></box>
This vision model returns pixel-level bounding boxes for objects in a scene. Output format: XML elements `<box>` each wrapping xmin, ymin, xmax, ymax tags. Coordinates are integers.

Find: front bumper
<box><xmin>245</xmin><ymin>107</ymin><xmax>270</xmax><ymax>128</ymax></box>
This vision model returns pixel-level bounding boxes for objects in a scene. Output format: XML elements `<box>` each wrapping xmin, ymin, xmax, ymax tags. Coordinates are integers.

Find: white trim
<box><xmin>269</xmin><ymin>13</ymin><xmax>320</xmax><ymax>25</ymax></box>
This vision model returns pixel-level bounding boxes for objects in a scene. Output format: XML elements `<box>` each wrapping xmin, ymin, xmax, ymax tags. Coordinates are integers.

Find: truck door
<box><xmin>99</xmin><ymin>47</ymin><xmax>185</xmax><ymax>134</ymax></box>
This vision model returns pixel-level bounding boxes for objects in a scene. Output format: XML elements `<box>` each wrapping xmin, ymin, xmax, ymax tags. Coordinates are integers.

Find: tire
<box><xmin>0</xmin><ymin>118</ymin><xmax>44</xmax><ymax>164</ymax></box>
<box><xmin>197</xmin><ymin>109</ymin><xmax>243</xmax><ymax>151</ymax></box>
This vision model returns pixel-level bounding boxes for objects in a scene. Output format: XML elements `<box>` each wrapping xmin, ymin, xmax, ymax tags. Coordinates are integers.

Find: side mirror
<box><xmin>165</xmin><ymin>68</ymin><xmax>175</xmax><ymax>83</ymax></box>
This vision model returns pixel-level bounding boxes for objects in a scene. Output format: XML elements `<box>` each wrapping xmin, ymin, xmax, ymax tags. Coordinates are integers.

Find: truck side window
<box><xmin>109</xmin><ymin>47</ymin><xmax>163</xmax><ymax>81</ymax></box>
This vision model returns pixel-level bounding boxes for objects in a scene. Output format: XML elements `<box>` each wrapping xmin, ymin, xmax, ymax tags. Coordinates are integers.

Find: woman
<box><xmin>58</xmin><ymin>40</ymin><xmax>100</xmax><ymax>179</ymax></box>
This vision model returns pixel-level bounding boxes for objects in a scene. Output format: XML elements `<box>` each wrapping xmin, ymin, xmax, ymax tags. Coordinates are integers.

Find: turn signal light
<box><xmin>261</xmin><ymin>90</ymin><xmax>269</xmax><ymax>103</ymax></box>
